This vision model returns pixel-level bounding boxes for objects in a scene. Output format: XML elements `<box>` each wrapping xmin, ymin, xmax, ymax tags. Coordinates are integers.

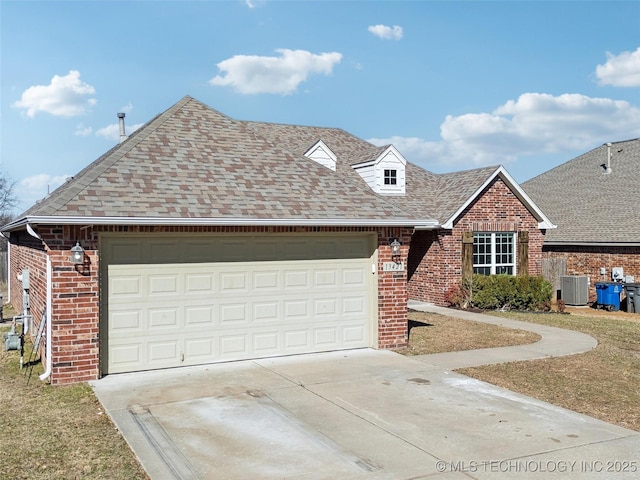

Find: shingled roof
<box><xmin>522</xmin><ymin>138</ymin><xmax>640</xmax><ymax>245</ymax></box>
<box><xmin>6</xmin><ymin>96</ymin><xmax>435</xmax><ymax>230</ymax></box>
<box><xmin>3</xmin><ymin>95</ymin><xmax>553</xmax><ymax>233</ymax></box>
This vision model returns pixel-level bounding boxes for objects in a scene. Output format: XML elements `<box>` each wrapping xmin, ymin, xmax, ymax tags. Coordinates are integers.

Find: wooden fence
<box><xmin>542</xmin><ymin>256</ymin><xmax>567</xmax><ymax>300</ymax></box>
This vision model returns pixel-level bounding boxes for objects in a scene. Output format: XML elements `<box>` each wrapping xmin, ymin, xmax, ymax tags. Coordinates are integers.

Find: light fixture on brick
<box><xmin>69</xmin><ymin>242</ymin><xmax>85</xmax><ymax>265</ymax></box>
<box><xmin>389</xmin><ymin>238</ymin><xmax>401</xmax><ymax>261</ymax></box>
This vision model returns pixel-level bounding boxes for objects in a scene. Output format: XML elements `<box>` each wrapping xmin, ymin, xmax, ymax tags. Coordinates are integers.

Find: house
<box><xmin>2</xmin><ymin>96</ymin><xmax>553</xmax><ymax>384</ymax></box>
<box><xmin>522</xmin><ymin>138</ymin><xmax>640</xmax><ymax>302</ymax></box>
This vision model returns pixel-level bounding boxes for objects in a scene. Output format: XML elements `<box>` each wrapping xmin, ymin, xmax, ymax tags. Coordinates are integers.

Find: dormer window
<box><xmin>384</xmin><ymin>169</ymin><xmax>397</xmax><ymax>185</ymax></box>
<box><xmin>351</xmin><ymin>145</ymin><xmax>406</xmax><ymax>196</ymax></box>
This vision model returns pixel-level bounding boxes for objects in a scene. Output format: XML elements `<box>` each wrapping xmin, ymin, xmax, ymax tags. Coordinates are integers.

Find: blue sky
<box><xmin>2</xmin><ymin>0</ymin><xmax>639</xmax><ymax>214</ymax></box>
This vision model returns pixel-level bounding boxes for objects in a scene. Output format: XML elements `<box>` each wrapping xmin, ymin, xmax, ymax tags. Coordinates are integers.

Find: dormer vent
<box><xmin>304</xmin><ymin>140</ymin><xmax>337</xmax><ymax>171</ymax></box>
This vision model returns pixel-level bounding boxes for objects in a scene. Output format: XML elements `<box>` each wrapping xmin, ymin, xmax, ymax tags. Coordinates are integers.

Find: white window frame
<box><xmin>473</xmin><ymin>232</ymin><xmax>516</xmax><ymax>275</ymax></box>
<box><xmin>384</xmin><ymin>169</ymin><xmax>397</xmax><ymax>185</ymax></box>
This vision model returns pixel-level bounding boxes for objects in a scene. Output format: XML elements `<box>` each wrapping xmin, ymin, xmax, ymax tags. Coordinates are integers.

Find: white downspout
<box><xmin>39</xmin><ymin>255</ymin><xmax>52</xmax><ymax>382</ymax></box>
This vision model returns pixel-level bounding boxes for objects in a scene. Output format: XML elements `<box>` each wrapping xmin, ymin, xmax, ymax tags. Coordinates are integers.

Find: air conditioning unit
<box><xmin>561</xmin><ymin>276</ymin><xmax>589</xmax><ymax>305</ymax></box>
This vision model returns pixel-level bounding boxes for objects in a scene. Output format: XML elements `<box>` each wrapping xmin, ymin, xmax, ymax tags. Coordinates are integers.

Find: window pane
<box><xmin>474</xmin><ymin>267</ymin><xmax>491</xmax><ymax>275</ymax></box>
<box><xmin>496</xmin><ymin>266</ymin><xmax>513</xmax><ymax>275</ymax></box>
<box><xmin>473</xmin><ymin>233</ymin><xmax>491</xmax><ymax>266</ymax></box>
<box><xmin>384</xmin><ymin>169</ymin><xmax>397</xmax><ymax>185</ymax></box>
<box><xmin>473</xmin><ymin>232</ymin><xmax>515</xmax><ymax>276</ymax></box>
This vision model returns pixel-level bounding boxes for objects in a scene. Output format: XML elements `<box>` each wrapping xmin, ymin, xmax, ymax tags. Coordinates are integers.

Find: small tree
<box><xmin>0</xmin><ymin>171</ymin><xmax>18</xmax><ymax>252</ymax></box>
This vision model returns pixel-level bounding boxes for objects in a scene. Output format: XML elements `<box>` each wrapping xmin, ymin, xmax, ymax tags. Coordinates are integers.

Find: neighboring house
<box><xmin>522</xmin><ymin>138</ymin><xmax>640</xmax><ymax>302</ymax></box>
<box><xmin>2</xmin><ymin>96</ymin><xmax>553</xmax><ymax>384</ymax></box>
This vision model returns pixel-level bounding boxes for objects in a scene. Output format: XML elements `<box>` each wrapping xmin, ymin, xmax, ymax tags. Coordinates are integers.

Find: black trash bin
<box><xmin>624</xmin><ymin>284</ymin><xmax>640</xmax><ymax>313</ymax></box>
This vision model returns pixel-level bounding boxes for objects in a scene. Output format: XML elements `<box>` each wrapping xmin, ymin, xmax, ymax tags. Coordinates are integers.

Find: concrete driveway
<box><xmin>91</xmin><ymin>349</ymin><xmax>639</xmax><ymax>480</ymax></box>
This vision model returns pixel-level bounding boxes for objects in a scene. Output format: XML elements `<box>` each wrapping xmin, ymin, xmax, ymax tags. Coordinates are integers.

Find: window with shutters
<box><xmin>473</xmin><ymin>232</ymin><xmax>515</xmax><ymax>275</ymax></box>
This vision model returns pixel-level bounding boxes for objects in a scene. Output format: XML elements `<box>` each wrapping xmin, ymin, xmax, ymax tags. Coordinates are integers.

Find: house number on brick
<box><xmin>383</xmin><ymin>262</ymin><xmax>404</xmax><ymax>272</ymax></box>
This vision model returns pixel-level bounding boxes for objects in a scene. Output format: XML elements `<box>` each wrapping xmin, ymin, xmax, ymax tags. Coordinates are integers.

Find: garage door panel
<box><xmin>343</xmin><ymin>268</ymin><xmax>366</xmax><ymax>286</ymax></box>
<box><xmin>284</xmin><ymin>330</ymin><xmax>310</xmax><ymax>349</ymax></box>
<box><xmin>314</xmin><ymin>328</ymin><xmax>338</xmax><ymax>346</ymax></box>
<box><xmin>343</xmin><ymin>296</ymin><xmax>366</xmax><ymax>315</ymax></box>
<box><xmin>284</xmin><ymin>270</ymin><xmax>309</xmax><ymax>288</ymax></box>
<box><xmin>185</xmin><ymin>306</ymin><xmax>215</xmax><ymax>326</ymax></box>
<box><xmin>185</xmin><ymin>337</ymin><xmax>216</xmax><ymax>359</ymax></box>
<box><xmin>343</xmin><ymin>325</ymin><xmax>366</xmax><ymax>344</ymax></box>
<box><xmin>253</xmin><ymin>270</ymin><xmax>280</xmax><ymax>290</ymax></box>
<box><xmin>110</xmin><ymin>344</ymin><xmax>142</xmax><ymax>368</ymax></box>
<box><xmin>185</xmin><ymin>273</ymin><xmax>214</xmax><ymax>293</ymax></box>
<box><xmin>220</xmin><ymin>335</ymin><xmax>249</xmax><ymax>356</ymax></box>
<box><xmin>219</xmin><ymin>304</ymin><xmax>247</xmax><ymax>325</ymax></box>
<box><xmin>106</xmin><ymin>234</ymin><xmax>375</xmax><ymax>374</ymax></box>
<box><xmin>253</xmin><ymin>332</ymin><xmax>279</xmax><ymax>353</ymax></box>
<box><xmin>220</xmin><ymin>271</ymin><xmax>249</xmax><ymax>292</ymax></box>
<box><xmin>148</xmin><ymin>308</ymin><xmax>179</xmax><ymax>328</ymax></box>
<box><xmin>148</xmin><ymin>340</ymin><xmax>179</xmax><ymax>364</ymax></box>
<box><xmin>111</xmin><ymin>310</ymin><xmax>142</xmax><ymax>332</ymax></box>
<box><xmin>314</xmin><ymin>298</ymin><xmax>337</xmax><ymax>317</ymax></box>
<box><xmin>110</xmin><ymin>276</ymin><xmax>142</xmax><ymax>299</ymax></box>
<box><xmin>284</xmin><ymin>300</ymin><xmax>309</xmax><ymax>320</ymax></box>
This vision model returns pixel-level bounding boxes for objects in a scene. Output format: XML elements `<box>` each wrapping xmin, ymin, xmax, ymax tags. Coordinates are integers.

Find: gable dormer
<box><xmin>352</xmin><ymin>145</ymin><xmax>406</xmax><ymax>195</ymax></box>
<box><xmin>304</xmin><ymin>140</ymin><xmax>337</xmax><ymax>171</ymax></box>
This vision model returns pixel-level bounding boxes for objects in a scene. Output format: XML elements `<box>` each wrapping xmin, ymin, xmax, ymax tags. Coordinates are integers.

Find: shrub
<box><xmin>456</xmin><ymin>274</ymin><xmax>552</xmax><ymax>311</ymax></box>
<box><xmin>444</xmin><ymin>277</ymin><xmax>472</xmax><ymax>308</ymax></box>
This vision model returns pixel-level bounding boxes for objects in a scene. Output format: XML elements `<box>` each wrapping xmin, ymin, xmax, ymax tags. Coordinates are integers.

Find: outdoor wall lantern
<box><xmin>389</xmin><ymin>238</ymin><xmax>401</xmax><ymax>261</ymax></box>
<box><xmin>69</xmin><ymin>242</ymin><xmax>85</xmax><ymax>265</ymax></box>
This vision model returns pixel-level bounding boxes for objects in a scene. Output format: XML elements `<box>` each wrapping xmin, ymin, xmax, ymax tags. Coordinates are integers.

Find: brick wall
<box><xmin>543</xmin><ymin>245</ymin><xmax>640</xmax><ymax>302</ymax></box>
<box><xmin>407</xmin><ymin>177</ymin><xmax>545</xmax><ymax>305</ymax></box>
<box><xmin>7</xmin><ymin>232</ymin><xmax>47</xmax><ymax>349</ymax></box>
<box><xmin>376</xmin><ymin>227</ymin><xmax>413</xmax><ymax>349</ymax></box>
<box><xmin>9</xmin><ymin>224</ymin><xmax>411</xmax><ymax>384</ymax></box>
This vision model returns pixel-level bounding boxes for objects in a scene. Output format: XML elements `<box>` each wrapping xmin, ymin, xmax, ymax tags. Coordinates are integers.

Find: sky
<box><xmin>1</xmin><ymin>0</ymin><xmax>639</xmax><ymax>214</ymax></box>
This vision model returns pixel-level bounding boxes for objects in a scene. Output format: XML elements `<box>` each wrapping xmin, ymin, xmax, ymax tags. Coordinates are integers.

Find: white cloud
<box><xmin>12</xmin><ymin>70</ymin><xmax>96</xmax><ymax>117</ymax></box>
<box><xmin>18</xmin><ymin>173</ymin><xmax>71</xmax><ymax>208</ymax></box>
<box><xmin>119</xmin><ymin>102</ymin><xmax>134</xmax><ymax>114</ymax></box>
<box><xmin>369</xmin><ymin>93</ymin><xmax>640</xmax><ymax>169</ymax></box>
<box><xmin>95</xmin><ymin>122</ymin><xmax>144</xmax><ymax>142</ymax></box>
<box><xmin>368</xmin><ymin>24</ymin><xmax>403</xmax><ymax>40</ymax></box>
<box><xmin>74</xmin><ymin>123</ymin><xmax>93</xmax><ymax>136</ymax></box>
<box><xmin>596</xmin><ymin>47</ymin><xmax>640</xmax><ymax>87</ymax></box>
<box><xmin>209</xmin><ymin>49</ymin><xmax>343</xmax><ymax>95</ymax></box>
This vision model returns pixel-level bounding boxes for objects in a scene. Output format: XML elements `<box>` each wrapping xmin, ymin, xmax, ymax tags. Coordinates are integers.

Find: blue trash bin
<box><xmin>595</xmin><ymin>282</ymin><xmax>622</xmax><ymax>311</ymax></box>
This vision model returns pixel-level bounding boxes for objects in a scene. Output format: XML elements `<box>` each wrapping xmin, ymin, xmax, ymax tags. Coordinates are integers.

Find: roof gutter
<box><xmin>2</xmin><ymin>215</ymin><xmax>440</xmax><ymax>231</ymax></box>
<box><xmin>544</xmin><ymin>241</ymin><xmax>640</xmax><ymax>247</ymax></box>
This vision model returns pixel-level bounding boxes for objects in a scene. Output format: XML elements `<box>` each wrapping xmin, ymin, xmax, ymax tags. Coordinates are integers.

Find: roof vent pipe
<box><xmin>604</xmin><ymin>142</ymin><xmax>612</xmax><ymax>174</ymax></box>
<box><xmin>117</xmin><ymin>112</ymin><xmax>128</xmax><ymax>143</ymax></box>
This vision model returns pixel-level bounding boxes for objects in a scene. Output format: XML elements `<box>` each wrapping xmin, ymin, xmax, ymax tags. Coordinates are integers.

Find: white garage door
<box><xmin>102</xmin><ymin>234</ymin><xmax>376</xmax><ymax>374</ymax></box>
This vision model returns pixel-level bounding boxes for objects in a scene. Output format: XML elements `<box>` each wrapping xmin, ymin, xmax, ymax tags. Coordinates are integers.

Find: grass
<box><xmin>0</xmin><ymin>302</ymin><xmax>148</xmax><ymax>480</ymax></box>
<box><xmin>458</xmin><ymin>310</ymin><xmax>640</xmax><ymax>432</ymax></box>
<box><xmin>400</xmin><ymin>311</ymin><xmax>541</xmax><ymax>355</ymax></box>
<box><xmin>405</xmin><ymin>308</ymin><xmax>640</xmax><ymax>432</ymax></box>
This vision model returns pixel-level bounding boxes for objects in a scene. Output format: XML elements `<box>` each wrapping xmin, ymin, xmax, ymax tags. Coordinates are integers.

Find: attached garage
<box><xmin>101</xmin><ymin>233</ymin><xmax>378</xmax><ymax>374</ymax></box>
<box><xmin>3</xmin><ymin>97</ymin><xmax>425</xmax><ymax>385</ymax></box>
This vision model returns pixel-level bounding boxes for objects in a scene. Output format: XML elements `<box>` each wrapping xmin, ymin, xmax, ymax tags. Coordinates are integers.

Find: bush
<box><xmin>444</xmin><ymin>277</ymin><xmax>472</xmax><ymax>308</ymax></box>
<box><xmin>458</xmin><ymin>274</ymin><xmax>552</xmax><ymax>311</ymax></box>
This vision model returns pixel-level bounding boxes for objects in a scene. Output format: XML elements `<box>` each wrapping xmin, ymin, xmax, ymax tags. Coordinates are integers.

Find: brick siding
<box><xmin>407</xmin><ymin>177</ymin><xmax>545</xmax><ymax>306</ymax></box>
<box><xmin>543</xmin><ymin>245</ymin><xmax>640</xmax><ymax>302</ymax></box>
<box><xmin>9</xmin><ymin>224</ymin><xmax>412</xmax><ymax>384</ymax></box>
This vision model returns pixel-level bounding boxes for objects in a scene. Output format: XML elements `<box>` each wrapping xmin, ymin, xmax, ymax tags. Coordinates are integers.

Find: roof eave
<box><xmin>2</xmin><ymin>215</ymin><xmax>440</xmax><ymax>230</ymax></box>
<box><xmin>544</xmin><ymin>241</ymin><xmax>640</xmax><ymax>247</ymax></box>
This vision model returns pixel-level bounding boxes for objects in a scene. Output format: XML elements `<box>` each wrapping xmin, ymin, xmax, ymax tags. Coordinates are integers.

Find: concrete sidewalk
<box><xmin>408</xmin><ymin>301</ymin><xmax>598</xmax><ymax>370</ymax></box>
